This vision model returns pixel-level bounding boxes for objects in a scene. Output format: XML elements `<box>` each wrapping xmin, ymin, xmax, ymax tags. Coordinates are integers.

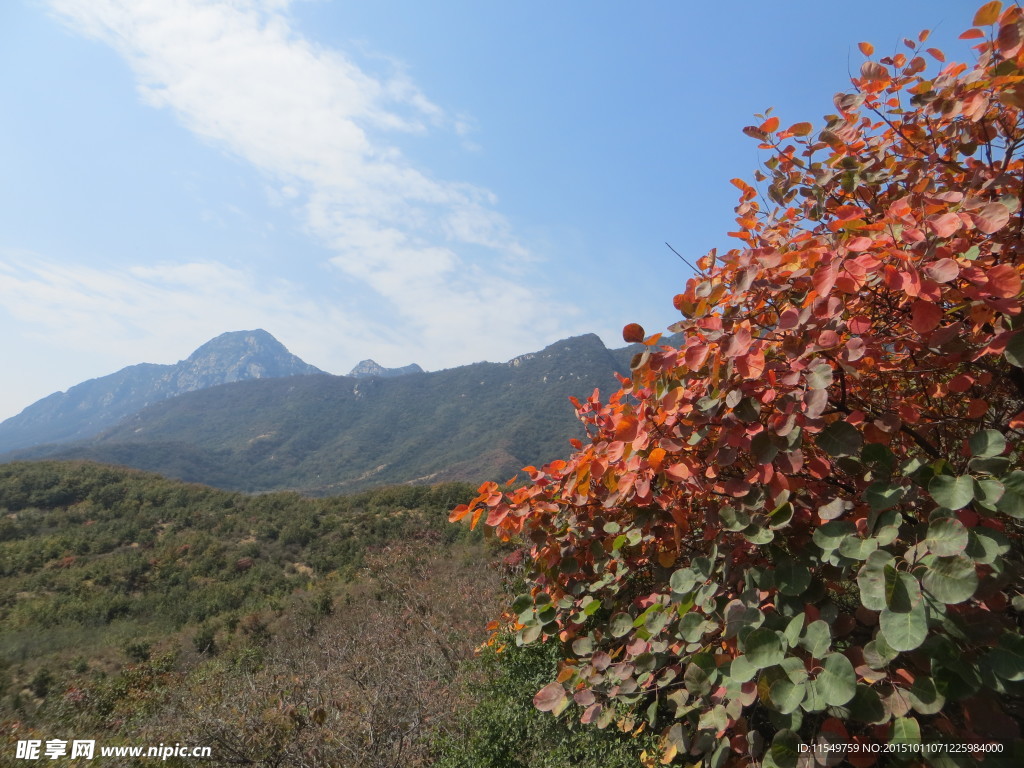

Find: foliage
<box><xmin>0</xmin><ymin>460</ymin><xmax>480</xmax><ymax>725</ymax></box>
<box><xmin>433</xmin><ymin>633</ymin><xmax>657</xmax><ymax>768</ymax></box>
<box><xmin>454</xmin><ymin>5</ymin><xmax>1024</xmax><ymax>765</ymax></box>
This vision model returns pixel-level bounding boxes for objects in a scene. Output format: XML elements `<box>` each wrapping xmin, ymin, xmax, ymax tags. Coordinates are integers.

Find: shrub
<box><xmin>454</xmin><ymin>4</ymin><xmax>1024</xmax><ymax>765</ymax></box>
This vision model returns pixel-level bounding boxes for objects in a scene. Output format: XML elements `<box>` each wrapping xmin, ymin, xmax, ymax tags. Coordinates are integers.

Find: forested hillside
<box><xmin>0</xmin><ymin>461</ymin><xmax>649</xmax><ymax>766</ymax></box>
<box><xmin>12</xmin><ymin>334</ymin><xmax>651</xmax><ymax>494</ymax></box>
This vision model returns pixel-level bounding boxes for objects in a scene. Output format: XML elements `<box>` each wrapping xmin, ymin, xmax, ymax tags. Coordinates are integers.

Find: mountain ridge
<box><xmin>0</xmin><ymin>329</ymin><xmax>325</xmax><ymax>453</ymax></box>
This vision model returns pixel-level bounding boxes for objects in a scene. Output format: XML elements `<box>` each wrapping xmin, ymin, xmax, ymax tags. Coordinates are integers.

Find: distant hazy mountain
<box><xmin>347</xmin><ymin>359</ymin><xmax>424</xmax><ymax>378</ymax></box>
<box><xmin>13</xmin><ymin>333</ymin><xmax>653</xmax><ymax>494</ymax></box>
<box><xmin>0</xmin><ymin>330</ymin><xmax>325</xmax><ymax>453</ymax></box>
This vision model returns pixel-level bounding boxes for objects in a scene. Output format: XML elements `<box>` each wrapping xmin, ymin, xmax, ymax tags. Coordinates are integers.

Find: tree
<box><xmin>453</xmin><ymin>4</ymin><xmax>1024</xmax><ymax>765</ymax></box>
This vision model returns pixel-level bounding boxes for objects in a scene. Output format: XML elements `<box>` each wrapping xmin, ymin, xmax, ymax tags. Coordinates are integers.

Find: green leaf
<box><xmin>965</xmin><ymin>527</ymin><xmax>1010</xmax><ymax>565</ymax></box>
<box><xmin>817</xmin><ymin>652</ymin><xmax>857</xmax><ymax>706</ymax></box>
<box><xmin>969</xmin><ymin>429</ymin><xmax>1006</xmax><ymax>458</ymax></box>
<box><xmin>865</xmin><ymin>481</ymin><xmax>905</xmax><ymax>511</ymax></box>
<box><xmin>891</xmin><ymin>716</ymin><xmax>921</xmax><ymax>745</ymax></box>
<box><xmin>775</xmin><ymin>560</ymin><xmax>811</xmax><ymax>596</ymax></box>
<box><xmin>752</xmin><ymin>432</ymin><xmax>780</xmax><ymax>464</ymax></box>
<box><xmin>925</xmin><ymin>517</ymin><xmax>969</xmax><ymax>556</ymax></box>
<box><xmin>813</xmin><ymin>520</ymin><xmax>856</xmax><ymax>551</ymax></box>
<box><xmin>987</xmin><ymin>633</ymin><xmax>1024</xmax><ymax>682</ymax></box>
<box><xmin>769</xmin><ymin>679</ymin><xmax>805</xmax><ymax>714</ymax></box>
<box><xmin>973</xmin><ymin>478</ymin><xmax>1004</xmax><ymax>511</ymax></box>
<box><xmin>920</xmin><ymin>555</ymin><xmax>978</xmax><ymax>604</ymax></box>
<box><xmin>969</xmin><ymin>456</ymin><xmax>1011</xmax><ymax>475</ymax></box>
<box><xmin>670</xmin><ymin>568</ymin><xmax>698</xmax><ymax>593</ymax></box>
<box><xmin>846</xmin><ymin>684</ymin><xmax>887</xmax><ymax>724</ymax></box>
<box><xmin>996</xmin><ymin>470</ymin><xmax>1024</xmax><ymax>519</ymax></box>
<box><xmin>857</xmin><ymin>550</ymin><xmax>894</xmax><ymax>611</ymax></box>
<box><xmin>928</xmin><ymin>475</ymin><xmax>974</xmax><ymax>510</ymax></box>
<box><xmin>683</xmin><ymin>661</ymin><xmax>713</xmax><ymax>696</ymax></box>
<box><xmin>799</xmin><ymin>620</ymin><xmax>832</xmax><ymax>658</ymax></box>
<box><xmin>885</xmin><ymin>569</ymin><xmax>922</xmax><ymax>612</ymax></box>
<box><xmin>817</xmin><ymin>421</ymin><xmax>863</xmax><ymax>457</ymax></box>
<box><xmin>1004</xmin><ymin>331</ymin><xmax>1024</xmax><ymax>367</ymax></box>
<box><xmin>769</xmin><ymin>501</ymin><xmax>794</xmax><ymax>529</ymax></box>
<box><xmin>839</xmin><ymin>536</ymin><xmax>878</xmax><ymax>560</ymax></box>
<box><xmin>511</xmin><ymin>594</ymin><xmax>533</xmax><ymax>615</ymax></box>
<box><xmin>572</xmin><ymin>636</ymin><xmax>593</xmax><ymax>656</ymax></box>
<box><xmin>610</xmin><ymin>612</ymin><xmax>634</xmax><ymax>638</ymax></box>
<box><xmin>907</xmin><ymin>676</ymin><xmax>945</xmax><ymax>715</ymax></box>
<box><xmin>879</xmin><ymin>600</ymin><xmax>927</xmax><ymax>651</ymax></box>
<box><xmin>743</xmin><ymin>628</ymin><xmax>785</xmax><ymax>669</ymax></box>
<box><xmin>763</xmin><ymin>729</ymin><xmax>800</xmax><ymax>768</ymax></box>
<box><xmin>742</xmin><ymin>524</ymin><xmax>774</xmax><ymax>545</ymax></box>
<box><xmin>727</xmin><ymin>654</ymin><xmax>757</xmax><ymax>683</ymax></box>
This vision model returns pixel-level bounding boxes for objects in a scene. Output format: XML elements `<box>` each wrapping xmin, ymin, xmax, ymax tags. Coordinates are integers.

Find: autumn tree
<box><xmin>453</xmin><ymin>4</ymin><xmax>1024</xmax><ymax>765</ymax></box>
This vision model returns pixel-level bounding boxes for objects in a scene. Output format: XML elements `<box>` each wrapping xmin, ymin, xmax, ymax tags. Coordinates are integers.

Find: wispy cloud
<box><xmin>42</xmin><ymin>0</ymin><xmax>576</xmax><ymax>371</ymax></box>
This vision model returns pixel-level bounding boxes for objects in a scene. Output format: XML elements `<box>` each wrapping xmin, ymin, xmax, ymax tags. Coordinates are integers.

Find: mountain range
<box><xmin>0</xmin><ymin>330</ymin><xmax>656</xmax><ymax>494</ymax></box>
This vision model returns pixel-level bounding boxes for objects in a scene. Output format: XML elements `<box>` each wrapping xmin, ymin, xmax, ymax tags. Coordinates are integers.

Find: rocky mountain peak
<box><xmin>347</xmin><ymin>359</ymin><xmax>424</xmax><ymax>379</ymax></box>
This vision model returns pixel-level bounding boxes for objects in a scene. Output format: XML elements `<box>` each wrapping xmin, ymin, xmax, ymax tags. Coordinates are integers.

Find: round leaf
<box><xmin>817</xmin><ymin>652</ymin><xmax>857</xmax><ymax>706</ymax></box>
<box><xmin>817</xmin><ymin>421</ymin><xmax>863</xmax><ymax>457</ymax></box>
<box><xmin>925</xmin><ymin>517</ymin><xmax>969</xmax><ymax>556</ymax></box>
<box><xmin>928</xmin><ymin>475</ymin><xmax>974</xmax><ymax>510</ymax></box>
<box><xmin>969</xmin><ymin>429</ymin><xmax>1006</xmax><ymax>458</ymax></box>
<box><xmin>743</xmin><ymin>628</ymin><xmax>785</xmax><ymax>669</ymax></box>
<box><xmin>610</xmin><ymin>612</ymin><xmax>634</xmax><ymax>638</ymax></box>
<box><xmin>921</xmin><ymin>555</ymin><xmax>978</xmax><ymax>604</ymax></box>
<box><xmin>879</xmin><ymin>601</ymin><xmax>927</xmax><ymax>651</ymax></box>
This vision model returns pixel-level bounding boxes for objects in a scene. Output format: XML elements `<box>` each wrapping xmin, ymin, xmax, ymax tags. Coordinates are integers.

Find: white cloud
<box><xmin>44</xmin><ymin>0</ymin><xmax>577</xmax><ymax>371</ymax></box>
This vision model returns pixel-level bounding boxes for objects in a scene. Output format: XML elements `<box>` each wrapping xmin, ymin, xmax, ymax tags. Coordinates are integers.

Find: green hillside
<box><xmin>25</xmin><ymin>334</ymin><xmax>640</xmax><ymax>493</ymax></box>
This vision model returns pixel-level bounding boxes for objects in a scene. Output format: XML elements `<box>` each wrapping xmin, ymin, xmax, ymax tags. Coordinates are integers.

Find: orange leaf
<box><xmin>926</xmin><ymin>48</ymin><xmax>946</xmax><ymax>62</ymax></box>
<box><xmin>665</xmin><ymin>462</ymin><xmax>692</xmax><ymax>481</ymax></box>
<box><xmin>858</xmin><ymin>41</ymin><xmax>874</xmax><ymax>56</ymax></box>
<box><xmin>986</xmin><ymin>264</ymin><xmax>1022</xmax><ymax>298</ymax></box>
<box><xmin>760</xmin><ymin>116</ymin><xmax>780</xmax><ymax>133</ymax></box>
<box><xmin>788</xmin><ymin>122</ymin><xmax>812</xmax><ymax>136</ymax></box>
<box><xmin>975</xmin><ymin>1</ymin><xmax>1003</xmax><ymax>26</ymax></box>
<box><xmin>960</xmin><ymin>28</ymin><xmax>986</xmax><ymax>39</ymax></box>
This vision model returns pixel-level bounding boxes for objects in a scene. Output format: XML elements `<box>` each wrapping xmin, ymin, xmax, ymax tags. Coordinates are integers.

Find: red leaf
<box><xmin>685</xmin><ymin>343</ymin><xmax>710</xmax><ymax>368</ymax></box>
<box><xmin>924</xmin><ymin>258</ymin><xmax>960</xmax><ymax>283</ymax></box>
<box><xmin>971</xmin><ymin>201</ymin><xmax>1011</xmax><ymax>234</ymax></box>
<box><xmin>959</xmin><ymin>28</ymin><xmax>986</xmax><ymax>40</ymax></box>
<box><xmin>926</xmin><ymin>48</ymin><xmax>946</xmax><ymax>62</ymax></box>
<box><xmin>534</xmin><ymin>682</ymin><xmax>567</xmax><ymax>712</ymax></box>
<box><xmin>998</xmin><ymin>21</ymin><xmax>1022</xmax><ymax>55</ymax></box>
<box><xmin>975</xmin><ymin>1</ymin><xmax>1003</xmax><ymax>26</ymax></box>
<box><xmin>760</xmin><ymin>116</ymin><xmax>780</xmax><ymax>133</ymax></box>
<box><xmin>622</xmin><ymin>323</ymin><xmax>645</xmax><ymax>343</ymax></box>
<box><xmin>847</xmin><ymin>236</ymin><xmax>872</xmax><ymax>252</ymax></box>
<box><xmin>817</xmin><ymin>330</ymin><xmax>841</xmax><ymax>349</ymax></box>
<box><xmin>986</xmin><ymin>264</ymin><xmax>1022</xmax><ymax>298</ymax></box>
<box><xmin>665</xmin><ymin>462</ymin><xmax>692</xmax><ymax>481</ymax></box>
<box><xmin>736</xmin><ymin>350</ymin><xmax>765</xmax><ymax>379</ymax></box>
<box><xmin>813</xmin><ymin>263</ymin><xmax>838</xmax><ymax>298</ymax></box>
<box><xmin>927</xmin><ymin>212</ymin><xmax>962</xmax><ymax>237</ymax></box>
<box><xmin>788</xmin><ymin>122</ymin><xmax>812</xmax><ymax>136</ymax></box>
<box><xmin>849</xmin><ymin>315</ymin><xmax>872</xmax><ymax>334</ymax></box>
<box><xmin>911</xmin><ymin>301</ymin><xmax>943</xmax><ymax>334</ymax></box>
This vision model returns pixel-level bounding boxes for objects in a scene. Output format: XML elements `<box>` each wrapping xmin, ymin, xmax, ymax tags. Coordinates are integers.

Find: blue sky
<box><xmin>0</xmin><ymin>0</ymin><xmax>975</xmax><ymax>420</ymax></box>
